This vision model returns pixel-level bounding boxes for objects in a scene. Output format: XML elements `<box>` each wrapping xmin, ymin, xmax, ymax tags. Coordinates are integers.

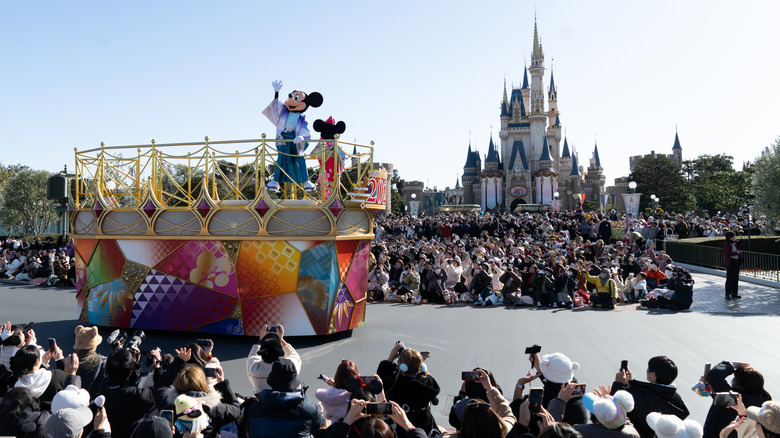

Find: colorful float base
<box><xmin>74</xmin><ymin>237</ymin><xmax>369</xmax><ymax>336</ymax></box>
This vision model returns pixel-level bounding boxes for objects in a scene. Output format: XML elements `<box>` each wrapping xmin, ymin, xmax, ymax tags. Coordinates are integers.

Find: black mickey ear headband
<box><xmin>303</xmin><ymin>92</ymin><xmax>323</xmax><ymax>108</ymax></box>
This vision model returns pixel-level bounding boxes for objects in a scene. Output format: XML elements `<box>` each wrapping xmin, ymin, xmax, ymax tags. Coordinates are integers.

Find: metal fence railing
<box><xmin>664</xmin><ymin>240</ymin><xmax>780</xmax><ymax>282</ymax></box>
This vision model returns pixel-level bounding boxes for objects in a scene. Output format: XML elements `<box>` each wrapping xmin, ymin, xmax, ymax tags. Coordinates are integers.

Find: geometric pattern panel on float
<box><xmin>236</xmin><ymin>241</ymin><xmax>300</xmax><ymax>299</ymax></box>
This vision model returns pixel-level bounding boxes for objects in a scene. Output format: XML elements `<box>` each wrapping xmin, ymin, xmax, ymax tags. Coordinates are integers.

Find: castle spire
<box><xmin>503</xmin><ymin>76</ymin><xmax>508</xmax><ymax>105</ymax></box>
<box><xmin>593</xmin><ymin>142</ymin><xmax>601</xmax><ymax>167</ymax></box>
<box><xmin>522</xmin><ymin>62</ymin><xmax>530</xmax><ymax>89</ymax></box>
<box><xmin>548</xmin><ymin>67</ymin><xmax>556</xmax><ymax>99</ymax></box>
<box><xmin>539</xmin><ymin>136</ymin><xmax>552</xmax><ymax>162</ymax></box>
<box><xmin>673</xmin><ymin>130</ymin><xmax>682</xmax><ymax>150</ymax></box>
<box><xmin>561</xmin><ymin>136</ymin><xmax>570</xmax><ymax>158</ymax></box>
<box><xmin>570</xmin><ymin>153</ymin><xmax>580</xmax><ymax>176</ymax></box>
<box><xmin>533</xmin><ymin>15</ymin><xmax>540</xmax><ymax>58</ymax></box>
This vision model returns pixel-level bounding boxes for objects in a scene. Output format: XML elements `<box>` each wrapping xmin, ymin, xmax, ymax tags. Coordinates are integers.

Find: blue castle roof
<box><xmin>464</xmin><ymin>143</ymin><xmax>476</xmax><ymax>168</ymax></box>
<box><xmin>509</xmin><ymin>140</ymin><xmax>528</xmax><ymax>170</ymax></box>
<box><xmin>553</xmin><ymin>114</ymin><xmax>561</xmax><ymax>127</ymax></box>
<box><xmin>593</xmin><ymin>143</ymin><xmax>602</xmax><ymax>167</ymax></box>
<box><xmin>548</xmin><ymin>70</ymin><xmax>556</xmax><ymax>98</ymax></box>
<box><xmin>485</xmin><ymin>137</ymin><xmax>500</xmax><ymax>164</ymax></box>
<box><xmin>522</xmin><ymin>67</ymin><xmax>529</xmax><ymax>89</ymax></box>
<box><xmin>570</xmin><ymin>153</ymin><xmax>580</xmax><ymax>176</ymax></box>
<box><xmin>539</xmin><ymin>137</ymin><xmax>552</xmax><ymax>161</ymax></box>
<box><xmin>561</xmin><ymin>137</ymin><xmax>570</xmax><ymax>158</ymax></box>
<box><xmin>508</xmin><ymin>89</ymin><xmax>527</xmax><ymax>118</ymax></box>
<box><xmin>673</xmin><ymin>132</ymin><xmax>682</xmax><ymax>150</ymax></box>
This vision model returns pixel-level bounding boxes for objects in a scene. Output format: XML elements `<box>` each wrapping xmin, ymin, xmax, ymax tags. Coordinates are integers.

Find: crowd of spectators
<box><xmin>367</xmin><ymin>211</ymin><xmax>704</xmax><ymax>311</ymax></box>
<box><xmin>0</xmin><ymin>237</ymin><xmax>75</xmax><ymax>287</ymax></box>
<box><xmin>0</xmin><ymin>320</ymin><xmax>777</xmax><ymax>438</ymax></box>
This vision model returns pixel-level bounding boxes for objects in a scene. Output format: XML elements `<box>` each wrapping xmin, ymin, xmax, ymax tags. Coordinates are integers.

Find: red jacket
<box><xmin>722</xmin><ymin>240</ymin><xmax>740</xmax><ymax>267</ymax></box>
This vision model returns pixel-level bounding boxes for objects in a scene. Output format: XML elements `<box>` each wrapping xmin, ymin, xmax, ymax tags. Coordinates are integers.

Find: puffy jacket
<box><xmin>246</xmin><ymin>388</ymin><xmax>324</xmax><ymax>438</ymax></box>
<box><xmin>611</xmin><ymin>380</ymin><xmax>689</xmax><ymax>438</ymax></box>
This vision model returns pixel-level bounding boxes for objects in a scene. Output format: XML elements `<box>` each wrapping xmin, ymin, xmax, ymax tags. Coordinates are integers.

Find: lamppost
<box><xmin>628</xmin><ymin>181</ymin><xmax>637</xmax><ymax>194</ymax></box>
<box><xmin>650</xmin><ymin>194</ymin><xmax>659</xmax><ymax>211</ymax></box>
<box><xmin>551</xmin><ymin>191</ymin><xmax>561</xmax><ymax>212</ymax></box>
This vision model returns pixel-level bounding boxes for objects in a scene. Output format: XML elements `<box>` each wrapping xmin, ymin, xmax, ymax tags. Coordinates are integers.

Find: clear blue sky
<box><xmin>2</xmin><ymin>1</ymin><xmax>779</xmax><ymax>190</ymax></box>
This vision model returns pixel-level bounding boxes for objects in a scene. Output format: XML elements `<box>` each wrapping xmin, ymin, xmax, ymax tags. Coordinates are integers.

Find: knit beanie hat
<box><xmin>73</xmin><ymin>325</ymin><xmax>102</xmax><ymax>350</ymax></box>
<box><xmin>539</xmin><ymin>352</ymin><xmax>579</xmax><ymax>383</ymax></box>
<box><xmin>582</xmin><ymin>390</ymin><xmax>634</xmax><ymax>429</ymax></box>
<box><xmin>646</xmin><ymin>412</ymin><xmax>703</xmax><ymax>438</ymax></box>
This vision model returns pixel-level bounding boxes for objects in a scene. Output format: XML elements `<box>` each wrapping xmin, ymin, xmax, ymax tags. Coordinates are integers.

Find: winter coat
<box><xmin>611</xmin><ymin>380</ymin><xmax>689</xmax><ymax>438</ymax></box>
<box><xmin>377</xmin><ymin>360</ymin><xmax>440</xmax><ymax>438</ymax></box>
<box><xmin>246</xmin><ymin>388</ymin><xmax>324</xmax><ymax>438</ymax></box>
<box><xmin>315</xmin><ymin>386</ymin><xmax>351</xmax><ymax>424</ymax></box>
<box><xmin>0</xmin><ymin>408</ymin><xmax>50</xmax><ymax>438</ymax></box>
<box><xmin>247</xmin><ymin>343</ymin><xmax>302</xmax><ymax>394</ymax></box>
<box><xmin>103</xmin><ymin>381</ymin><xmax>157</xmax><ymax>438</ymax></box>
<box><xmin>703</xmin><ymin>361</ymin><xmax>771</xmax><ymax>438</ymax></box>
<box><xmin>76</xmin><ymin>352</ymin><xmax>107</xmax><ymax>397</ymax></box>
<box><xmin>154</xmin><ymin>357</ymin><xmax>241</xmax><ymax>438</ymax></box>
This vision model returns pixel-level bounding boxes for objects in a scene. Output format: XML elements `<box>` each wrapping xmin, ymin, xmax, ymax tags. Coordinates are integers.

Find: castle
<box><xmin>462</xmin><ymin>19</ymin><xmax>606</xmax><ymax>212</ymax></box>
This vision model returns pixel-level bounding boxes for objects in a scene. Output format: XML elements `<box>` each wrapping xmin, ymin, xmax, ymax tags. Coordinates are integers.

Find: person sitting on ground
<box><xmin>245</xmin><ymin>357</ymin><xmax>324</xmax><ymax>438</ymax></box>
<box><xmin>631</xmin><ymin>273</ymin><xmax>647</xmax><ymax>304</ymax></box>
<box><xmin>582</xmin><ymin>265</ymin><xmax>618</xmax><ymax>309</ymax></box>
<box><xmin>398</xmin><ymin>264</ymin><xmax>420</xmax><ymax>297</ymax></box>
<box><xmin>247</xmin><ymin>324</ymin><xmax>301</xmax><ymax>394</ymax></box>
<box><xmin>642</xmin><ymin>262</ymin><xmax>666</xmax><ymax>291</ymax></box>
<box><xmin>367</xmin><ymin>265</ymin><xmax>390</xmax><ymax>302</ymax></box>
<box><xmin>500</xmin><ymin>266</ymin><xmax>524</xmax><ymax>306</ymax></box>
<box><xmin>469</xmin><ymin>263</ymin><xmax>493</xmax><ymax>302</ymax></box>
<box><xmin>702</xmin><ymin>361</ymin><xmax>772</xmax><ymax>438</ymax></box>
<box><xmin>377</xmin><ymin>343</ymin><xmax>440</xmax><ymax>437</ymax></box>
<box><xmin>611</xmin><ymin>356</ymin><xmax>690</xmax><ymax>438</ymax></box>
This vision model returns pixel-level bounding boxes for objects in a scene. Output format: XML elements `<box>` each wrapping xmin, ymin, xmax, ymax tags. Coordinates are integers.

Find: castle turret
<box><xmin>672</xmin><ymin>129</ymin><xmax>682</xmax><ymax>165</ymax></box>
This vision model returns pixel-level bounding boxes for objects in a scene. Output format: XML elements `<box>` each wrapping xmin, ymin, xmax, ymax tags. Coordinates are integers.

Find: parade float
<box><xmin>68</xmin><ymin>82</ymin><xmax>385</xmax><ymax>336</ymax></box>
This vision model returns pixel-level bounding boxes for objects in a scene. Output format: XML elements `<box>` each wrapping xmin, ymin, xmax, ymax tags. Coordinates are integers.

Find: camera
<box><xmin>126</xmin><ymin>330</ymin><xmax>146</xmax><ymax>351</ymax></box>
<box><xmin>196</xmin><ymin>339</ymin><xmax>212</xmax><ymax>348</ymax></box>
<box><xmin>363</xmin><ymin>402</ymin><xmax>393</xmax><ymax>416</ymax></box>
<box><xmin>107</xmin><ymin>329</ymin><xmax>127</xmax><ymax>349</ymax></box>
<box><xmin>525</xmin><ymin>344</ymin><xmax>542</xmax><ymax>355</ymax></box>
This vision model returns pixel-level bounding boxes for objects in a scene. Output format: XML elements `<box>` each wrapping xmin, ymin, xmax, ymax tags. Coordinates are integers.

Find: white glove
<box><xmin>272</xmin><ymin>80</ymin><xmax>283</xmax><ymax>92</ymax></box>
<box><xmin>294</xmin><ymin>135</ymin><xmax>304</xmax><ymax>145</ymax></box>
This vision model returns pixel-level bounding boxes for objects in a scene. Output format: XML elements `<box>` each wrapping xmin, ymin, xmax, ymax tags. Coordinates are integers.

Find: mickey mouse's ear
<box><xmin>335</xmin><ymin>121</ymin><xmax>347</xmax><ymax>134</ymax></box>
<box><xmin>305</xmin><ymin>92</ymin><xmax>323</xmax><ymax>108</ymax></box>
<box><xmin>312</xmin><ymin>119</ymin><xmax>325</xmax><ymax>133</ymax></box>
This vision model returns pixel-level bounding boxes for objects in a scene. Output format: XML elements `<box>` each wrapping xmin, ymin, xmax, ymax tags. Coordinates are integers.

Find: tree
<box><xmin>686</xmin><ymin>154</ymin><xmax>752</xmax><ymax>214</ymax></box>
<box><xmin>752</xmin><ymin>136</ymin><xmax>780</xmax><ymax>223</ymax></box>
<box><xmin>390</xmin><ymin>169</ymin><xmax>405</xmax><ymax>214</ymax></box>
<box><xmin>628</xmin><ymin>154</ymin><xmax>695</xmax><ymax>213</ymax></box>
<box><xmin>0</xmin><ymin>168</ymin><xmax>59</xmax><ymax>235</ymax></box>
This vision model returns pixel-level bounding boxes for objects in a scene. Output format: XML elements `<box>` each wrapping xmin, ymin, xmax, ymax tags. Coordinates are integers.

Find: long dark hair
<box><xmin>458</xmin><ymin>398</ymin><xmax>506</xmax><ymax>438</ymax></box>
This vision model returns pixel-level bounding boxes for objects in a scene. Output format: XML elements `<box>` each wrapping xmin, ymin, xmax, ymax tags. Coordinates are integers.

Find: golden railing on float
<box><xmin>69</xmin><ymin>136</ymin><xmax>381</xmax><ymax>240</ymax></box>
<box><xmin>72</xmin><ymin>135</ymin><xmax>374</xmax><ymax>209</ymax></box>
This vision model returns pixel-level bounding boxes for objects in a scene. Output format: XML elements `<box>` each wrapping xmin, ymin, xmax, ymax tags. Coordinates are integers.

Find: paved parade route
<box><xmin>2</xmin><ymin>271</ymin><xmax>778</xmax><ymax>428</ymax></box>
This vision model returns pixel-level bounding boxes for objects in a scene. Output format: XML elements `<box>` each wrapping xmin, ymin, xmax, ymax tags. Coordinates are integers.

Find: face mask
<box><xmin>600</xmin><ymin>272</ymin><xmax>610</xmax><ymax>279</ymax></box>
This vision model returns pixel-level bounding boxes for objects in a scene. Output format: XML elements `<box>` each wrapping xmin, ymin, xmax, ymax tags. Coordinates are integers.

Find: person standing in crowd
<box><xmin>722</xmin><ymin>231</ymin><xmax>742</xmax><ymax>299</ymax></box>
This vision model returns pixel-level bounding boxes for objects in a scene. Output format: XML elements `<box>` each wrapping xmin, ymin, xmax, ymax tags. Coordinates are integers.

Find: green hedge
<box><xmin>673</xmin><ymin>235</ymin><xmax>780</xmax><ymax>255</ymax></box>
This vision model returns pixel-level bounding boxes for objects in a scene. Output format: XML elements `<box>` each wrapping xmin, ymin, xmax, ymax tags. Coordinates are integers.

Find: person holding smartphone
<box><xmin>702</xmin><ymin>361</ymin><xmax>771</xmax><ymax>438</ymax></box>
<box><xmin>247</xmin><ymin>324</ymin><xmax>301</xmax><ymax>394</ymax></box>
<box><xmin>611</xmin><ymin>355</ymin><xmax>690</xmax><ymax>438</ymax></box>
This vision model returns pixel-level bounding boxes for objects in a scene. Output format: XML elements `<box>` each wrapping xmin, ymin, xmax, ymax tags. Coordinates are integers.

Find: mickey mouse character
<box><xmin>262</xmin><ymin>80</ymin><xmax>323</xmax><ymax>193</ymax></box>
<box><xmin>311</xmin><ymin>117</ymin><xmax>347</xmax><ymax>198</ymax></box>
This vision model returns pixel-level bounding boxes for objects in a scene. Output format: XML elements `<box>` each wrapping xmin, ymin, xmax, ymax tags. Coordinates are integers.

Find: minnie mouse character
<box><xmin>311</xmin><ymin>117</ymin><xmax>347</xmax><ymax>198</ymax></box>
<box><xmin>262</xmin><ymin>80</ymin><xmax>323</xmax><ymax>193</ymax></box>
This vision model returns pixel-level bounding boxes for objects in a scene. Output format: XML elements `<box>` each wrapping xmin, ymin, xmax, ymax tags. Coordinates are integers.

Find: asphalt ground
<box><xmin>1</xmin><ymin>271</ymin><xmax>778</xmax><ymax>429</ymax></box>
